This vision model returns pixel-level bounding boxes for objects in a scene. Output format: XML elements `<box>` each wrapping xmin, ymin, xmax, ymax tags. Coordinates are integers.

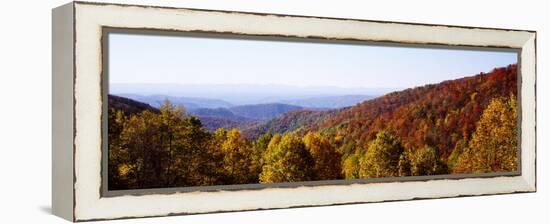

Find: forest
<box><xmin>108</xmin><ymin>64</ymin><xmax>518</xmax><ymax>190</ymax></box>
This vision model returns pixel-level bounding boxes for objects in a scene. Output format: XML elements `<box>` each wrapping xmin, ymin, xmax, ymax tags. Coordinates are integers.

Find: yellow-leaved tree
<box><xmin>359</xmin><ymin>131</ymin><xmax>404</xmax><ymax>178</ymax></box>
<box><xmin>453</xmin><ymin>95</ymin><xmax>518</xmax><ymax>173</ymax></box>
<box><xmin>303</xmin><ymin>132</ymin><xmax>342</xmax><ymax>180</ymax></box>
<box><xmin>220</xmin><ymin>128</ymin><xmax>254</xmax><ymax>184</ymax></box>
<box><xmin>342</xmin><ymin>150</ymin><xmax>362</xmax><ymax>179</ymax></box>
<box><xmin>259</xmin><ymin>134</ymin><xmax>315</xmax><ymax>183</ymax></box>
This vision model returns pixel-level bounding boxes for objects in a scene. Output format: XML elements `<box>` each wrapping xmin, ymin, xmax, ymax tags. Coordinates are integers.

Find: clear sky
<box><xmin>108</xmin><ymin>33</ymin><xmax>517</xmax><ymax>89</ymax></box>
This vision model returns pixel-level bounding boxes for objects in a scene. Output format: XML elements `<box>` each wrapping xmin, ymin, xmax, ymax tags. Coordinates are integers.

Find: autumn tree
<box><xmin>342</xmin><ymin>150</ymin><xmax>361</xmax><ymax>179</ymax></box>
<box><xmin>202</xmin><ymin>128</ymin><xmax>230</xmax><ymax>184</ymax></box>
<box><xmin>397</xmin><ymin>150</ymin><xmax>411</xmax><ymax>177</ymax></box>
<box><xmin>158</xmin><ymin>100</ymin><xmax>186</xmax><ymax>186</ymax></box>
<box><xmin>114</xmin><ymin>100</ymin><xmax>215</xmax><ymax>188</ymax></box>
<box><xmin>409</xmin><ymin>146</ymin><xmax>444</xmax><ymax>176</ymax></box>
<box><xmin>173</xmin><ymin>115</ymin><xmax>212</xmax><ymax>186</ymax></box>
<box><xmin>249</xmin><ymin>132</ymin><xmax>274</xmax><ymax>181</ymax></box>
<box><xmin>107</xmin><ymin>108</ymin><xmax>129</xmax><ymax>190</ymax></box>
<box><xmin>303</xmin><ymin>132</ymin><xmax>342</xmax><ymax>180</ymax></box>
<box><xmin>453</xmin><ymin>95</ymin><xmax>518</xmax><ymax>173</ymax></box>
<box><xmin>259</xmin><ymin>134</ymin><xmax>315</xmax><ymax>183</ymax></box>
<box><xmin>220</xmin><ymin>128</ymin><xmax>255</xmax><ymax>184</ymax></box>
<box><xmin>119</xmin><ymin>110</ymin><xmax>164</xmax><ymax>188</ymax></box>
<box><xmin>447</xmin><ymin>139</ymin><xmax>467</xmax><ymax>172</ymax></box>
<box><xmin>359</xmin><ymin>131</ymin><xmax>404</xmax><ymax>178</ymax></box>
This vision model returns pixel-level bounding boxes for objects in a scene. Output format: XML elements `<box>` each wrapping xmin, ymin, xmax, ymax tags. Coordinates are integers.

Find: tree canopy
<box><xmin>108</xmin><ymin>64</ymin><xmax>519</xmax><ymax>190</ymax></box>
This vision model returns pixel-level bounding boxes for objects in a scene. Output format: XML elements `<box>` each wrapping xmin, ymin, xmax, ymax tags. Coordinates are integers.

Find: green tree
<box><xmin>359</xmin><ymin>131</ymin><xmax>404</xmax><ymax>178</ymax></box>
<box><xmin>303</xmin><ymin>132</ymin><xmax>341</xmax><ymax>180</ymax></box>
<box><xmin>260</xmin><ymin>134</ymin><xmax>315</xmax><ymax>183</ymax></box>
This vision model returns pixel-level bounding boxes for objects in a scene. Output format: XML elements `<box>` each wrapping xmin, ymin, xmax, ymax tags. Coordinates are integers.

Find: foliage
<box><xmin>242</xmin><ymin>109</ymin><xmax>334</xmax><ymax>139</ymax></box>
<box><xmin>259</xmin><ymin>134</ymin><xmax>315</xmax><ymax>183</ymax></box>
<box><xmin>447</xmin><ymin>139</ymin><xmax>468</xmax><ymax>172</ymax></box>
<box><xmin>249</xmin><ymin>132</ymin><xmax>274</xmax><ymax>180</ymax></box>
<box><xmin>453</xmin><ymin>95</ymin><xmax>518</xmax><ymax>173</ymax></box>
<box><xmin>342</xmin><ymin>150</ymin><xmax>362</xmax><ymax>179</ymax></box>
<box><xmin>303</xmin><ymin>132</ymin><xmax>342</xmax><ymax>180</ymax></box>
<box><xmin>409</xmin><ymin>146</ymin><xmax>445</xmax><ymax>176</ymax></box>
<box><xmin>255</xmin><ymin>65</ymin><xmax>517</xmax><ymax>161</ymax></box>
<box><xmin>397</xmin><ymin>150</ymin><xmax>411</xmax><ymax>177</ymax></box>
<box><xmin>107</xmin><ymin>108</ymin><xmax>128</xmax><ymax>189</ymax></box>
<box><xmin>107</xmin><ymin>64</ymin><xmax>519</xmax><ymax>189</ymax></box>
<box><xmin>358</xmin><ymin>131</ymin><xmax>404</xmax><ymax>178</ymax></box>
<box><xmin>220</xmin><ymin>128</ymin><xmax>256</xmax><ymax>184</ymax></box>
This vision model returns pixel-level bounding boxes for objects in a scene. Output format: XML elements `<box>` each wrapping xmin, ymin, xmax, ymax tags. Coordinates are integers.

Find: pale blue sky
<box><xmin>108</xmin><ymin>33</ymin><xmax>517</xmax><ymax>89</ymax></box>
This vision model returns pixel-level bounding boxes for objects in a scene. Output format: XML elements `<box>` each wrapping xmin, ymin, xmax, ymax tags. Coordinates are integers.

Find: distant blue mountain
<box><xmin>190</xmin><ymin>107</ymin><xmax>253</xmax><ymax>122</ymax></box>
<box><xmin>117</xmin><ymin>94</ymin><xmax>233</xmax><ymax>110</ymax></box>
<box><xmin>229</xmin><ymin>103</ymin><xmax>303</xmax><ymax>121</ymax></box>
<box><xmin>110</xmin><ymin>83</ymin><xmax>393</xmax><ymax>105</ymax></box>
<box><xmin>114</xmin><ymin>93</ymin><xmax>375</xmax><ymax>132</ymax></box>
<box><xmin>278</xmin><ymin>95</ymin><xmax>374</xmax><ymax>109</ymax></box>
<box><xmin>189</xmin><ymin>103</ymin><xmax>303</xmax><ymax>121</ymax></box>
<box><xmin>190</xmin><ymin>103</ymin><xmax>303</xmax><ymax>131</ymax></box>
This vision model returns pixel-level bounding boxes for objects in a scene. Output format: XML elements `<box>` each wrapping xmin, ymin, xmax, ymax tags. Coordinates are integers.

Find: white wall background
<box><xmin>0</xmin><ymin>0</ymin><xmax>546</xmax><ymax>223</ymax></box>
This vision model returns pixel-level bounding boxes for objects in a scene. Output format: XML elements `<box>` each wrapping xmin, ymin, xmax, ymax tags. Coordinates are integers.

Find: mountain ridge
<box><xmin>243</xmin><ymin>64</ymin><xmax>518</xmax><ymax>160</ymax></box>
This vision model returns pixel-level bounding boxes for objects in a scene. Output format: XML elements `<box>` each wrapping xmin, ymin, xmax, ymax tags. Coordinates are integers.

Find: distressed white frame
<box><xmin>53</xmin><ymin>1</ymin><xmax>536</xmax><ymax>221</ymax></box>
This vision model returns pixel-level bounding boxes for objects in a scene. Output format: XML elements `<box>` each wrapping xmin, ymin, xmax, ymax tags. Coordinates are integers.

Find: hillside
<box><xmin>196</xmin><ymin>116</ymin><xmax>253</xmax><ymax>132</ymax></box>
<box><xmin>241</xmin><ymin>109</ymin><xmax>337</xmax><ymax>139</ymax></box>
<box><xmin>188</xmin><ymin>104</ymin><xmax>304</xmax><ymax>131</ymax></box>
<box><xmin>190</xmin><ymin>107</ymin><xmax>251</xmax><ymax>122</ymax></box>
<box><xmin>279</xmin><ymin>95</ymin><xmax>374</xmax><ymax>109</ymax></box>
<box><xmin>249</xmin><ymin>64</ymin><xmax>518</xmax><ymax>160</ymax></box>
<box><xmin>189</xmin><ymin>108</ymin><xmax>257</xmax><ymax>132</ymax></box>
<box><xmin>228</xmin><ymin>103</ymin><xmax>303</xmax><ymax>120</ymax></box>
<box><xmin>117</xmin><ymin>94</ymin><xmax>233</xmax><ymax>110</ymax></box>
<box><xmin>108</xmin><ymin>94</ymin><xmax>159</xmax><ymax>115</ymax></box>
<box><xmin>108</xmin><ymin>65</ymin><xmax>518</xmax><ymax>190</ymax></box>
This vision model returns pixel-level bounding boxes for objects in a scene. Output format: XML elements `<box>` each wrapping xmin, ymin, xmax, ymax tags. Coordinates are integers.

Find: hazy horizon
<box><xmin>109</xmin><ymin>33</ymin><xmax>517</xmax><ymax>88</ymax></box>
<box><xmin>110</xmin><ymin>83</ymin><xmax>397</xmax><ymax>105</ymax></box>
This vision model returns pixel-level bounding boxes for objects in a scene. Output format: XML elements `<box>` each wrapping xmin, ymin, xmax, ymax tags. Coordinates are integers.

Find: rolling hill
<box><xmin>117</xmin><ymin>94</ymin><xmax>233</xmax><ymax>110</ymax></box>
<box><xmin>109</xmin><ymin>64</ymin><xmax>517</xmax><ymax>161</ymax></box>
<box><xmin>108</xmin><ymin>94</ymin><xmax>159</xmax><ymax>115</ymax></box>
<box><xmin>278</xmin><ymin>95</ymin><xmax>374</xmax><ymax>109</ymax></box>
<box><xmin>244</xmin><ymin>64</ymin><xmax>518</xmax><ymax>160</ymax></box>
<box><xmin>188</xmin><ymin>103</ymin><xmax>304</xmax><ymax>132</ymax></box>
<box><xmin>228</xmin><ymin>103</ymin><xmax>303</xmax><ymax>120</ymax></box>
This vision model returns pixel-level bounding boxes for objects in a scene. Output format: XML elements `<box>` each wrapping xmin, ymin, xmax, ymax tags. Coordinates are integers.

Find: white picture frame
<box><xmin>52</xmin><ymin>1</ymin><xmax>536</xmax><ymax>221</ymax></box>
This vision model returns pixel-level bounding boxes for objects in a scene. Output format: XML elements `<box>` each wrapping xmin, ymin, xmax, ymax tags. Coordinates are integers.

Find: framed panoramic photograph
<box><xmin>52</xmin><ymin>1</ymin><xmax>536</xmax><ymax>222</ymax></box>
